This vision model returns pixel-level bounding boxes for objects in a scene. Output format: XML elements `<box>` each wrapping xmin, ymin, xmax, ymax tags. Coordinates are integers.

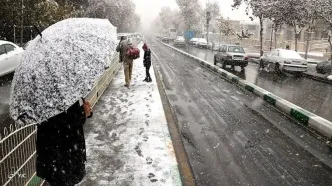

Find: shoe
<box><xmin>124</xmin><ymin>84</ymin><xmax>129</xmax><ymax>87</ymax></box>
<box><xmin>143</xmin><ymin>77</ymin><xmax>148</xmax><ymax>82</ymax></box>
<box><xmin>147</xmin><ymin>77</ymin><xmax>152</xmax><ymax>82</ymax></box>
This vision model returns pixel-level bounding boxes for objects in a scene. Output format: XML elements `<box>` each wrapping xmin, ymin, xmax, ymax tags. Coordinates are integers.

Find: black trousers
<box><xmin>145</xmin><ymin>65</ymin><xmax>151</xmax><ymax>78</ymax></box>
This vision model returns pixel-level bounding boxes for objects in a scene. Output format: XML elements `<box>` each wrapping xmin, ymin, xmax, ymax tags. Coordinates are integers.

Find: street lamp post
<box><xmin>206</xmin><ymin>11</ymin><xmax>211</xmax><ymax>48</ymax></box>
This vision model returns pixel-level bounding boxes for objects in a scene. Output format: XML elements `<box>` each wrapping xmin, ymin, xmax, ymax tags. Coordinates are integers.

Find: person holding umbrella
<box><xmin>10</xmin><ymin>18</ymin><xmax>118</xmax><ymax>186</ymax></box>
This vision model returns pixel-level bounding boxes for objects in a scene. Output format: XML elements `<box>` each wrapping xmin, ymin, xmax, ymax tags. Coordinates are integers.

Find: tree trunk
<box><xmin>219</xmin><ymin>31</ymin><xmax>221</xmax><ymax>46</ymax></box>
<box><xmin>259</xmin><ymin>16</ymin><xmax>263</xmax><ymax>56</ymax></box>
<box><xmin>274</xmin><ymin>27</ymin><xmax>278</xmax><ymax>49</ymax></box>
<box><xmin>328</xmin><ymin>35</ymin><xmax>332</xmax><ymax>60</ymax></box>
<box><xmin>269</xmin><ymin>25</ymin><xmax>273</xmax><ymax>51</ymax></box>
<box><xmin>294</xmin><ymin>26</ymin><xmax>298</xmax><ymax>51</ymax></box>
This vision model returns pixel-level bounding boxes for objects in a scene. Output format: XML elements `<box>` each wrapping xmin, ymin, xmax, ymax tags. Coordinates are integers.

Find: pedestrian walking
<box><xmin>286</xmin><ymin>45</ymin><xmax>290</xmax><ymax>50</ymax></box>
<box><xmin>36</xmin><ymin>99</ymin><xmax>93</xmax><ymax>186</ymax></box>
<box><xmin>117</xmin><ymin>39</ymin><xmax>138</xmax><ymax>87</ymax></box>
<box><xmin>142</xmin><ymin>43</ymin><xmax>152</xmax><ymax>82</ymax></box>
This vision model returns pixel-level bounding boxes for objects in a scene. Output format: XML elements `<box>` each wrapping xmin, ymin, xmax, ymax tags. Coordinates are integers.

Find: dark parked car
<box><xmin>214</xmin><ymin>44</ymin><xmax>248</xmax><ymax>70</ymax></box>
<box><xmin>316</xmin><ymin>61</ymin><xmax>332</xmax><ymax>74</ymax></box>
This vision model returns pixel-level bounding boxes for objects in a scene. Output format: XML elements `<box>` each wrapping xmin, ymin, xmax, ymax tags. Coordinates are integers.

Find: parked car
<box><xmin>174</xmin><ymin>36</ymin><xmax>186</xmax><ymax>47</ymax></box>
<box><xmin>260</xmin><ymin>49</ymin><xmax>307</xmax><ymax>72</ymax></box>
<box><xmin>316</xmin><ymin>61</ymin><xmax>332</xmax><ymax>74</ymax></box>
<box><xmin>189</xmin><ymin>38</ymin><xmax>199</xmax><ymax>46</ymax></box>
<box><xmin>197</xmin><ymin>38</ymin><xmax>208</xmax><ymax>48</ymax></box>
<box><xmin>0</xmin><ymin>40</ymin><xmax>24</xmax><ymax>77</ymax></box>
<box><xmin>214</xmin><ymin>44</ymin><xmax>248</xmax><ymax>70</ymax></box>
<box><xmin>161</xmin><ymin>37</ymin><xmax>170</xmax><ymax>43</ymax></box>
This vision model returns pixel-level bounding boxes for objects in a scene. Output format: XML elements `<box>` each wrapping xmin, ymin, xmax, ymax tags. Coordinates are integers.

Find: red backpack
<box><xmin>127</xmin><ymin>46</ymin><xmax>140</xmax><ymax>60</ymax></box>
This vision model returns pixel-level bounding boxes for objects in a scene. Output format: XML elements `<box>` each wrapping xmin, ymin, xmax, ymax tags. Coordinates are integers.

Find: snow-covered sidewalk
<box><xmin>78</xmin><ymin>48</ymin><xmax>182</xmax><ymax>185</ymax></box>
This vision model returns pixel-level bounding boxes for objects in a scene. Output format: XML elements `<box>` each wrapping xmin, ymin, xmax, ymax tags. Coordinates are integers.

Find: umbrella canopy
<box><xmin>10</xmin><ymin>18</ymin><xmax>118</xmax><ymax>124</ymax></box>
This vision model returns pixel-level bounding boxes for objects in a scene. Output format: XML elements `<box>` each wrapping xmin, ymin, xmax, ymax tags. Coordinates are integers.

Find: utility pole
<box><xmin>20</xmin><ymin>0</ymin><xmax>24</xmax><ymax>47</ymax></box>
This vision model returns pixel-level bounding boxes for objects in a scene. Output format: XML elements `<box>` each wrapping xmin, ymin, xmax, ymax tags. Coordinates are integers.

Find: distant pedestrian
<box><xmin>142</xmin><ymin>43</ymin><xmax>152</xmax><ymax>82</ymax></box>
<box><xmin>36</xmin><ymin>99</ymin><xmax>93</xmax><ymax>186</ymax></box>
<box><xmin>118</xmin><ymin>36</ymin><xmax>126</xmax><ymax>62</ymax></box>
<box><xmin>286</xmin><ymin>45</ymin><xmax>290</xmax><ymax>50</ymax></box>
<box><xmin>117</xmin><ymin>39</ymin><xmax>135</xmax><ymax>87</ymax></box>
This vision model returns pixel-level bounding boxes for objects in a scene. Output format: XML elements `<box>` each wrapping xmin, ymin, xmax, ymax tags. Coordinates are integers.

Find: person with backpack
<box><xmin>142</xmin><ymin>43</ymin><xmax>152</xmax><ymax>82</ymax></box>
<box><xmin>116</xmin><ymin>39</ymin><xmax>140</xmax><ymax>88</ymax></box>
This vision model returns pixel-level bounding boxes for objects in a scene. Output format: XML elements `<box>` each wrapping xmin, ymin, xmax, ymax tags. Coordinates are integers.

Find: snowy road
<box><xmin>175</xmin><ymin>45</ymin><xmax>332</xmax><ymax>122</ymax></box>
<box><xmin>149</xmin><ymin>38</ymin><xmax>332</xmax><ymax>186</ymax></box>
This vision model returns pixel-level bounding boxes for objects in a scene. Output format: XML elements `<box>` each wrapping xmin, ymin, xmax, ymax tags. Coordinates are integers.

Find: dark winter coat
<box><xmin>143</xmin><ymin>49</ymin><xmax>151</xmax><ymax>67</ymax></box>
<box><xmin>36</xmin><ymin>101</ymin><xmax>86</xmax><ymax>186</ymax></box>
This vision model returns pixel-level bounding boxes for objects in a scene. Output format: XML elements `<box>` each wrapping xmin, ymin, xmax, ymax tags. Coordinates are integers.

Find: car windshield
<box><xmin>280</xmin><ymin>50</ymin><xmax>302</xmax><ymax>59</ymax></box>
<box><xmin>199</xmin><ymin>39</ymin><xmax>207</xmax><ymax>42</ymax></box>
<box><xmin>228</xmin><ymin>46</ymin><xmax>245</xmax><ymax>53</ymax></box>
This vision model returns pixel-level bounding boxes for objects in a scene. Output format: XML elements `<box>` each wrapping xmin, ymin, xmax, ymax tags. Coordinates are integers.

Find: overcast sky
<box><xmin>133</xmin><ymin>0</ymin><xmax>253</xmax><ymax>31</ymax></box>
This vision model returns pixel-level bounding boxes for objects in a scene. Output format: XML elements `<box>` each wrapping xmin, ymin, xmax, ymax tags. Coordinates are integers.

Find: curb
<box><xmin>159</xmin><ymin>40</ymin><xmax>332</xmax><ymax>141</ymax></box>
<box><xmin>153</xmin><ymin>60</ymin><xmax>197</xmax><ymax>186</ymax></box>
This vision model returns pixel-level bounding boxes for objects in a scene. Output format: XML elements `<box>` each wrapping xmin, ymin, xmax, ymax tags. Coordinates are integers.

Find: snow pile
<box><xmin>10</xmin><ymin>18</ymin><xmax>117</xmax><ymax>124</ymax></box>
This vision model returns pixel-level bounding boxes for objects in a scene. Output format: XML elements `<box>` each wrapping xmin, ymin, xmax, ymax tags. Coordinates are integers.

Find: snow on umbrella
<box><xmin>10</xmin><ymin>18</ymin><xmax>118</xmax><ymax>124</ymax></box>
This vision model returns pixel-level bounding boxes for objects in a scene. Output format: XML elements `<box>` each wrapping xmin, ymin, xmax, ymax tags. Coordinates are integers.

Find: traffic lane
<box><xmin>175</xmin><ymin>45</ymin><xmax>332</xmax><ymax>122</ymax></box>
<box><xmin>0</xmin><ymin>73</ymin><xmax>15</xmax><ymax>133</ymax></box>
<box><xmin>151</xmin><ymin>39</ymin><xmax>332</xmax><ymax>186</ymax></box>
<box><xmin>178</xmin><ymin>45</ymin><xmax>318</xmax><ymax>74</ymax></box>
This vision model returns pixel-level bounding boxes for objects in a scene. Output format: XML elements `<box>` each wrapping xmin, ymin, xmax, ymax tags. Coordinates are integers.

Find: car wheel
<box><xmin>275</xmin><ymin>63</ymin><xmax>281</xmax><ymax>72</ymax></box>
<box><xmin>214</xmin><ymin>57</ymin><xmax>217</xmax><ymax>65</ymax></box>
<box><xmin>222</xmin><ymin>60</ymin><xmax>226</xmax><ymax>68</ymax></box>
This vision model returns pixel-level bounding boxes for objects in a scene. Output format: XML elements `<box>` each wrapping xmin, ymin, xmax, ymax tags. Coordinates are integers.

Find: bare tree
<box><xmin>281</xmin><ymin>0</ymin><xmax>314</xmax><ymax>51</ymax></box>
<box><xmin>315</xmin><ymin>0</ymin><xmax>332</xmax><ymax>60</ymax></box>
<box><xmin>233</xmin><ymin>0</ymin><xmax>272</xmax><ymax>56</ymax></box>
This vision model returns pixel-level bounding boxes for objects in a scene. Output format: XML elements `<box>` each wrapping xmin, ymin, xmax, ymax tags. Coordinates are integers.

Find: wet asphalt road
<box><xmin>150</xmin><ymin>38</ymin><xmax>332</xmax><ymax>186</ymax></box>
<box><xmin>173</xmin><ymin>45</ymin><xmax>332</xmax><ymax>122</ymax></box>
<box><xmin>0</xmin><ymin>73</ymin><xmax>15</xmax><ymax>134</ymax></box>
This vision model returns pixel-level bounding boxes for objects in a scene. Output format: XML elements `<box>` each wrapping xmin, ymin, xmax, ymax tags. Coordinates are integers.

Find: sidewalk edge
<box><xmin>153</xmin><ymin>61</ymin><xmax>197</xmax><ymax>186</ymax></box>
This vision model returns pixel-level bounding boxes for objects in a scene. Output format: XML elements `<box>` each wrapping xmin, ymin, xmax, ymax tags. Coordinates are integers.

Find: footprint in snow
<box><xmin>145</xmin><ymin>120</ymin><xmax>150</xmax><ymax>126</ymax></box>
<box><xmin>134</xmin><ymin>146</ymin><xmax>143</xmax><ymax>157</ymax></box>
<box><xmin>139</xmin><ymin>128</ymin><xmax>144</xmax><ymax>135</ymax></box>
<box><xmin>143</xmin><ymin>135</ymin><xmax>148</xmax><ymax>142</ymax></box>
<box><xmin>146</xmin><ymin>157</ymin><xmax>153</xmax><ymax>164</ymax></box>
<box><xmin>148</xmin><ymin>173</ymin><xmax>158</xmax><ymax>182</ymax></box>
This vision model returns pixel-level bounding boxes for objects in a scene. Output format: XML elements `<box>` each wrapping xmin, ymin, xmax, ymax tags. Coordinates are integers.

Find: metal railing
<box><xmin>0</xmin><ymin>53</ymin><xmax>121</xmax><ymax>186</ymax></box>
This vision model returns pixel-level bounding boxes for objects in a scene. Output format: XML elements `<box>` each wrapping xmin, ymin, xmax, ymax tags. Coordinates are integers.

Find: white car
<box><xmin>174</xmin><ymin>36</ymin><xmax>186</xmax><ymax>47</ymax></box>
<box><xmin>197</xmin><ymin>38</ymin><xmax>208</xmax><ymax>48</ymax></box>
<box><xmin>260</xmin><ymin>49</ymin><xmax>307</xmax><ymax>72</ymax></box>
<box><xmin>189</xmin><ymin>38</ymin><xmax>199</xmax><ymax>46</ymax></box>
<box><xmin>0</xmin><ymin>40</ymin><xmax>24</xmax><ymax>77</ymax></box>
